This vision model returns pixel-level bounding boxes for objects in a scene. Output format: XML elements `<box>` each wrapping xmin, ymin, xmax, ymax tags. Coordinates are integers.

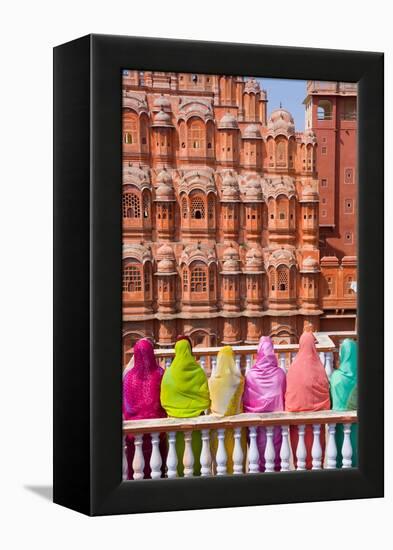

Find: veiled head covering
<box><xmin>176</xmin><ymin>334</ymin><xmax>193</xmax><ymax>349</ymax></box>
<box><xmin>209</xmin><ymin>346</ymin><xmax>244</xmax><ymax>416</ymax></box>
<box><xmin>160</xmin><ymin>339</ymin><xmax>210</xmax><ymax>418</ymax></box>
<box><xmin>123</xmin><ymin>337</ymin><xmax>154</xmax><ymax>379</ymax></box>
<box><xmin>285</xmin><ymin>331</ymin><xmax>330</xmax><ymax>412</ymax></box>
<box><xmin>244</xmin><ymin>336</ymin><xmax>286</xmax><ymax>413</ymax></box>
<box><xmin>123</xmin><ymin>338</ymin><xmax>166</xmax><ymax>420</ymax></box>
<box><xmin>330</xmin><ymin>339</ymin><xmax>358</xmax><ymax>410</ymax></box>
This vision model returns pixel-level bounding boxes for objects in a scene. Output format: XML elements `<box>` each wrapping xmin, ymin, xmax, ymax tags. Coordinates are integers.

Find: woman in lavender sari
<box><xmin>243</xmin><ymin>336</ymin><xmax>286</xmax><ymax>471</ymax></box>
<box><xmin>123</xmin><ymin>338</ymin><xmax>167</xmax><ymax>479</ymax></box>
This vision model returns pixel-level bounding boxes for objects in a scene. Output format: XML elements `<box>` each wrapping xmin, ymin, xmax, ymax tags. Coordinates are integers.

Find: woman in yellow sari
<box><xmin>160</xmin><ymin>337</ymin><xmax>210</xmax><ymax>476</ymax></box>
<box><xmin>209</xmin><ymin>346</ymin><xmax>245</xmax><ymax>473</ymax></box>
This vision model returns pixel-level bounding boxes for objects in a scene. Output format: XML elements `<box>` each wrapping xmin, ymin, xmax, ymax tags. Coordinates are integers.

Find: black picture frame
<box><xmin>53</xmin><ymin>34</ymin><xmax>384</xmax><ymax>516</ymax></box>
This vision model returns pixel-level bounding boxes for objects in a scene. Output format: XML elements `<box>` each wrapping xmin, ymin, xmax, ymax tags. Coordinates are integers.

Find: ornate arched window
<box><xmin>208</xmin><ymin>195</ymin><xmax>215</xmax><ymax>221</ymax></box>
<box><xmin>277</xmin><ymin>267</ymin><xmax>289</xmax><ymax>292</ymax></box>
<box><xmin>269</xmin><ymin>267</ymin><xmax>275</xmax><ymax>291</ymax></box>
<box><xmin>139</xmin><ymin>113</ymin><xmax>149</xmax><ymax>150</ymax></box>
<box><xmin>326</xmin><ymin>275</ymin><xmax>336</xmax><ymax>296</ymax></box>
<box><xmin>144</xmin><ymin>263</ymin><xmax>151</xmax><ymax>293</ymax></box>
<box><xmin>276</xmin><ymin>140</ymin><xmax>287</xmax><ymax>167</ymax></box>
<box><xmin>122</xmin><ymin>192</ymin><xmax>141</xmax><ymax>218</ymax></box>
<box><xmin>122</xmin><ymin>264</ymin><xmax>142</xmax><ymax>292</ymax></box>
<box><xmin>190</xmin><ymin>265</ymin><xmax>207</xmax><ymax>293</ymax></box>
<box><xmin>182</xmin><ymin>268</ymin><xmax>188</xmax><ymax>291</ymax></box>
<box><xmin>276</xmin><ymin>195</ymin><xmax>289</xmax><ymax>224</ymax></box>
<box><xmin>267</xmin><ymin>138</ymin><xmax>274</xmax><ymax>166</ymax></box>
<box><xmin>317</xmin><ymin>100</ymin><xmax>333</xmax><ymax>120</ymax></box>
<box><xmin>181</xmin><ymin>196</ymin><xmax>188</xmax><ymax>219</ymax></box>
<box><xmin>344</xmin><ymin>275</ymin><xmax>355</xmax><ymax>296</ymax></box>
<box><xmin>188</xmin><ymin>119</ymin><xmax>205</xmax><ymax>150</ymax></box>
<box><xmin>142</xmin><ymin>191</ymin><xmax>150</xmax><ymax>219</ymax></box>
<box><xmin>123</xmin><ymin>111</ymin><xmax>138</xmax><ymax>144</ymax></box>
<box><xmin>191</xmin><ymin>195</ymin><xmax>206</xmax><ymax>219</ymax></box>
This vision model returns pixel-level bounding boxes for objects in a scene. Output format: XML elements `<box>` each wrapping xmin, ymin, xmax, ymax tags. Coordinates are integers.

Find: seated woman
<box><xmin>160</xmin><ymin>337</ymin><xmax>210</xmax><ymax>476</ymax></box>
<box><xmin>209</xmin><ymin>346</ymin><xmax>245</xmax><ymax>473</ymax></box>
<box><xmin>285</xmin><ymin>331</ymin><xmax>330</xmax><ymax>470</ymax></box>
<box><xmin>330</xmin><ymin>338</ymin><xmax>358</xmax><ymax>467</ymax></box>
<box><xmin>123</xmin><ymin>338</ymin><xmax>167</xmax><ymax>479</ymax></box>
<box><xmin>243</xmin><ymin>336</ymin><xmax>286</xmax><ymax>472</ymax></box>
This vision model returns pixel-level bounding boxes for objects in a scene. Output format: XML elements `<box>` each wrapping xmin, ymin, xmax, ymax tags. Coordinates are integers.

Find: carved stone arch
<box><xmin>123</xmin><ymin>109</ymin><xmax>139</xmax><ymax>146</ymax></box>
<box><xmin>276</xmin><ymin>193</ymin><xmax>290</xmax><ymax>221</ymax></box>
<box><xmin>139</xmin><ymin>112</ymin><xmax>150</xmax><ymax>152</ymax></box>
<box><xmin>180</xmin><ymin>193</ymin><xmax>189</xmax><ymax>219</ymax></box>
<box><xmin>122</xmin><ymin>165</ymin><xmax>151</xmax><ymax>192</ymax></box>
<box><xmin>266</xmin><ymin>136</ymin><xmax>275</xmax><ymax>166</ymax></box>
<box><xmin>122</xmin><ymin>91</ymin><xmax>149</xmax><ymax>115</ymax></box>
<box><xmin>177</xmin><ymin>99</ymin><xmax>213</xmax><ymax>123</ymax></box>
<box><xmin>275</xmin><ymin>136</ymin><xmax>288</xmax><ymax>167</ymax></box>
<box><xmin>188</xmin><ymin>328</ymin><xmax>217</xmax><ymax>348</ymax></box>
<box><xmin>187</xmin><ymin>116</ymin><xmax>206</xmax><ymax>154</ymax></box>
<box><xmin>288</xmin><ymin>136</ymin><xmax>296</xmax><ymax>167</ymax></box>
<box><xmin>269</xmin><ymin>325</ymin><xmax>298</xmax><ymax>345</ymax></box>
<box><xmin>122</xmin><ymin>185</ymin><xmax>142</xmax><ymax>220</ymax></box>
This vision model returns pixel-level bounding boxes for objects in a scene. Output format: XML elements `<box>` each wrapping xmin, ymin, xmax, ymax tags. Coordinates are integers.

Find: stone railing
<box><xmin>123</xmin><ymin>410</ymin><xmax>357</xmax><ymax>480</ymax></box>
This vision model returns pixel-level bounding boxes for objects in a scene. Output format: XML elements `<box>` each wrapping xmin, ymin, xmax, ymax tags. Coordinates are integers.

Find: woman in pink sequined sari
<box><xmin>123</xmin><ymin>338</ymin><xmax>167</xmax><ymax>479</ymax></box>
<box><xmin>243</xmin><ymin>336</ymin><xmax>286</xmax><ymax>471</ymax></box>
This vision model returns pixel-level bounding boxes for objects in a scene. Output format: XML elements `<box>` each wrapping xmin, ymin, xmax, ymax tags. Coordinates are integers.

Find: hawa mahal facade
<box><xmin>122</xmin><ymin>71</ymin><xmax>357</xmax><ymax>365</ymax></box>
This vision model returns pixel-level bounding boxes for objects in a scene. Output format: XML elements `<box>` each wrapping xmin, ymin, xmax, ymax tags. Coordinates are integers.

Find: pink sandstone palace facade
<box><xmin>121</xmin><ymin>71</ymin><xmax>357</xmax><ymax>365</ymax></box>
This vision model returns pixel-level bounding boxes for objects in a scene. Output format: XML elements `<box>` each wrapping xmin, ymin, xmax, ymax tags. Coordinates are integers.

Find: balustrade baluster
<box><xmin>150</xmin><ymin>432</ymin><xmax>162</xmax><ymax>479</ymax></box>
<box><xmin>264</xmin><ymin>426</ymin><xmax>276</xmax><ymax>472</ymax></box>
<box><xmin>245</xmin><ymin>355</ymin><xmax>252</xmax><ymax>375</ymax></box>
<box><xmin>279</xmin><ymin>353</ymin><xmax>287</xmax><ymax>372</ymax></box>
<box><xmin>200</xmin><ymin>357</ymin><xmax>206</xmax><ymax>372</ymax></box>
<box><xmin>183</xmin><ymin>431</ymin><xmax>195</xmax><ymax>477</ymax></box>
<box><xmin>235</xmin><ymin>355</ymin><xmax>241</xmax><ymax>374</ymax></box>
<box><xmin>122</xmin><ymin>436</ymin><xmax>128</xmax><ymax>481</ymax></box>
<box><xmin>132</xmin><ymin>433</ymin><xmax>145</xmax><ymax>480</ymax></box>
<box><xmin>165</xmin><ymin>357</ymin><xmax>171</xmax><ymax>369</ymax></box>
<box><xmin>233</xmin><ymin>427</ymin><xmax>244</xmax><ymax>474</ymax></box>
<box><xmin>325</xmin><ymin>352</ymin><xmax>334</xmax><ymax>379</ymax></box>
<box><xmin>290</xmin><ymin>352</ymin><xmax>296</xmax><ymax>363</ymax></box>
<box><xmin>296</xmin><ymin>425</ymin><xmax>307</xmax><ymax>470</ymax></box>
<box><xmin>216</xmin><ymin>429</ymin><xmax>228</xmax><ymax>475</ymax></box>
<box><xmin>200</xmin><ymin>429</ymin><xmax>212</xmax><ymax>476</ymax></box>
<box><xmin>248</xmin><ymin>426</ymin><xmax>260</xmax><ymax>473</ymax></box>
<box><xmin>326</xmin><ymin>423</ymin><xmax>337</xmax><ymax>469</ymax></box>
<box><xmin>280</xmin><ymin>425</ymin><xmax>290</xmax><ymax>471</ymax></box>
<box><xmin>211</xmin><ymin>357</ymin><xmax>217</xmax><ymax>376</ymax></box>
<box><xmin>311</xmin><ymin>424</ymin><xmax>322</xmax><ymax>470</ymax></box>
<box><xmin>166</xmin><ymin>431</ymin><xmax>178</xmax><ymax>478</ymax></box>
<box><xmin>342</xmin><ymin>423</ymin><xmax>353</xmax><ymax>468</ymax></box>
<box><xmin>319</xmin><ymin>352</ymin><xmax>325</xmax><ymax>368</ymax></box>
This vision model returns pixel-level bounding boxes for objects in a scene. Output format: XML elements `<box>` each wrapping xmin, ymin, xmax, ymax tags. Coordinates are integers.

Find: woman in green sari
<box><xmin>160</xmin><ymin>337</ymin><xmax>210</xmax><ymax>476</ymax></box>
<box><xmin>330</xmin><ymin>338</ymin><xmax>358</xmax><ymax>467</ymax></box>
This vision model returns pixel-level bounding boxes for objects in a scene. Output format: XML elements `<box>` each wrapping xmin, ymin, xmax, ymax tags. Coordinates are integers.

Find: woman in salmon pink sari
<box><xmin>123</xmin><ymin>338</ymin><xmax>167</xmax><ymax>479</ymax></box>
<box><xmin>243</xmin><ymin>336</ymin><xmax>286</xmax><ymax>471</ymax></box>
<box><xmin>285</xmin><ymin>331</ymin><xmax>330</xmax><ymax>469</ymax></box>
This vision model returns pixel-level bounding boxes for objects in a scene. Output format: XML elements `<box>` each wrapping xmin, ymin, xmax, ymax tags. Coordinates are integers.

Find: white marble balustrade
<box><xmin>123</xmin><ymin>410</ymin><xmax>357</xmax><ymax>480</ymax></box>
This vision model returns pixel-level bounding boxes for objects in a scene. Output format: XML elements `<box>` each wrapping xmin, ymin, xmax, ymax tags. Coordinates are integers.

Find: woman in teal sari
<box><xmin>330</xmin><ymin>338</ymin><xmax>358</xmax><ymax>467</ymax></box>
<box><xmin>160</xmin><ymin>337</ymin><xmax>210</xmax><ymax>476</ymax></box>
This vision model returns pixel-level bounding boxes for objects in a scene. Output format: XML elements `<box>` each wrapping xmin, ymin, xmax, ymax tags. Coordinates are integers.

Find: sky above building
<box><xmin>258</xmin><ymin>78</ymin><xmax>307</xmax><ymax>131</ymax></box>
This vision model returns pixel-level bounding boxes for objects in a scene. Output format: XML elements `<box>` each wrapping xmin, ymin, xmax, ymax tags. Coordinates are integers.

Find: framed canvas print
<box><xmin>53</xmin><ymin>34</ymin><xmax>384</xmax><ymax>516</ymax></box>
